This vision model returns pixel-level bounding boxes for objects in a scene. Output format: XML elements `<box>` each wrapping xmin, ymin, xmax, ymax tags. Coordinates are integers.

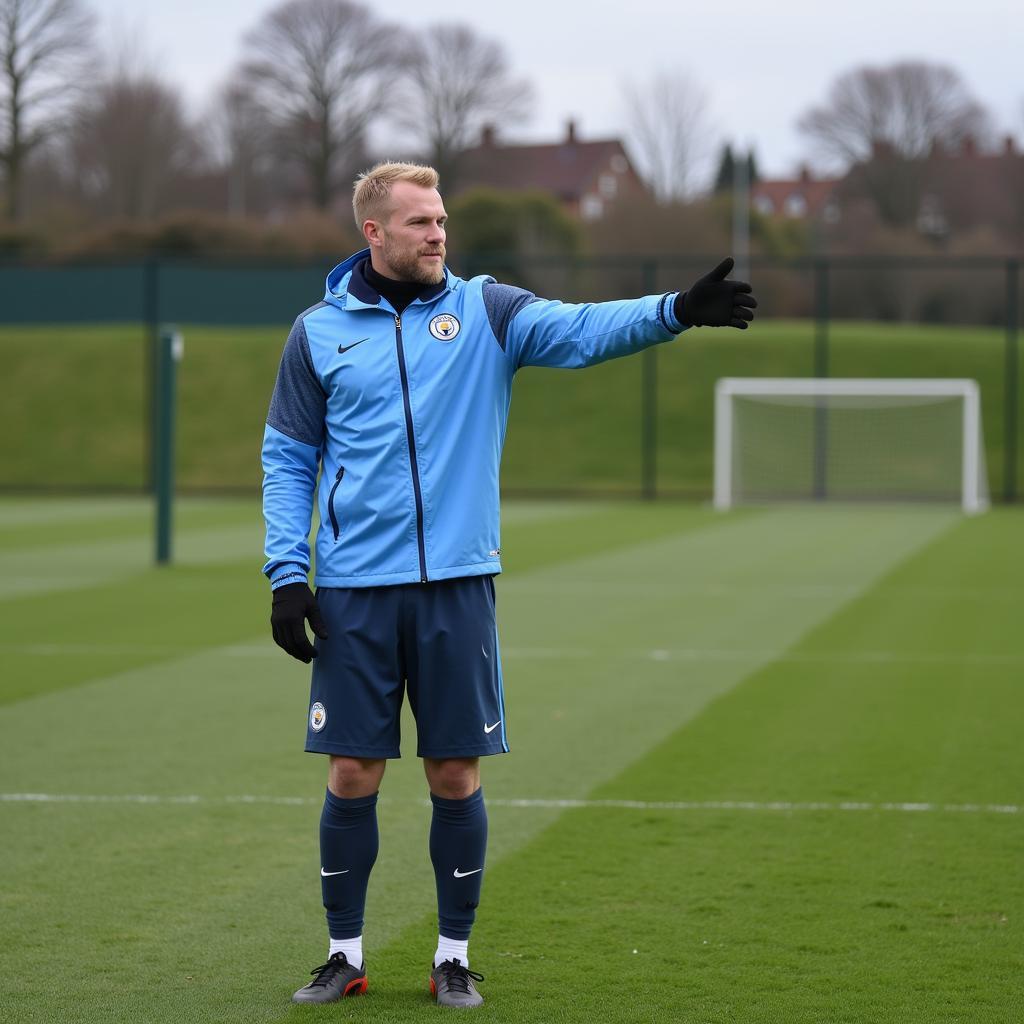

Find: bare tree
<box><xmin>210</xmin><ymin>79</ymin><xmax>275</xmax><ymax>217</ymax></box>
<box><xmin>236</xmin><ymin>0</ymin><xmax>403</xmax><ymax>210</ymax></box>
<box><xmin>799</xmin><ymin>61</ymin><xmax>990</xmax><ymax>166</ymax></box>
<box><xmin>69</xmin><ymin>72</ymin><xmax>202</xmax><ymax>220</ymax></box>
<box><xmin>799</xmin><ymin>61</ymin><xmax>992</xmax><ymax>228</ymax></box>
<box><xmin>0</xmin><ymin>0</ymin><xmax>94</xmax><ymax>220</ymax></box>
<box><xmin>621</xmin><ymin>70</ymin><xmax>715</xmax><ymax>203</ymax></box>
<box><xmin>392</xmin><ymin>23</ymin><xmax>532</xmax><ymax>189</ymax></box>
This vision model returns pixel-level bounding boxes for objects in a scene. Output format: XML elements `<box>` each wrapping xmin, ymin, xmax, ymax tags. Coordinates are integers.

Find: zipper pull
<box><xmin>395</xmin><ymin>315</ymin><xmax>401</xmax><ymax>329</ymax></box>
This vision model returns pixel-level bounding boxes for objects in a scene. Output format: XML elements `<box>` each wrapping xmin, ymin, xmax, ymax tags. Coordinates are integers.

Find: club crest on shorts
<box><xmin>428</xmin><ymin>313</ymin><xmax>460</xmax><ymax>342</ymax></box>
<box><xmin>309</xmin><ymin>702</ymin><xmax>327</xmax><ymax>732</ymax></box>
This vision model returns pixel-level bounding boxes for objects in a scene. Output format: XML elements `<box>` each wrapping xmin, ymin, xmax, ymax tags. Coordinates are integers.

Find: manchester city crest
<box><xmin>428</xmin><ymin>313</ymin><xmax>461</xmax><ymax>342</ymax></box>
<box><xmin>309</xmin><ymin>702</ymin><xmax>327</xmax><ymax>732</ymax></box>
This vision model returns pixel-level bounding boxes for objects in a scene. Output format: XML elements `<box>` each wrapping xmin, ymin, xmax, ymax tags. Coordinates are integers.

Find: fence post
<box><xmin>641</xmin><ymin>261</ymin><xmax>658</xmax><ymax>499</ymax></box>
<box><xmin>144</xmin><ymin>259</ymin><xmax>160</xmax><ymax>492</ymax></box>
<box><xmin>812</xmin><ymin>260</ymin><xmax>830</xmax><ymax>499</ymax></box>
<box><xmin>1006</xmin><ymin>257</ymin><xmax>1020</xmax><ymax>503</ymax></box>
<box><xmin>813</xmin><ymin>259</ymin><xmax>830</xmax><ymax>377</ymax></box>
<box><xmin>154</xmin><ymin>325</ymin><xmax>183</xmax><ymax>565</ymax></box>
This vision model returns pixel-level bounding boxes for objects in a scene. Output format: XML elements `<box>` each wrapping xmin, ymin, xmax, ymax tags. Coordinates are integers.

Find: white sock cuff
<box><xmin>329</xmin><ymin>935</ymin><xmax>363</xmax><ymax>968</ymax></box>
<box><xmin>434</xmin><ymin>934</ymin><xmax>469</xmax><ymax>969</ymax></box>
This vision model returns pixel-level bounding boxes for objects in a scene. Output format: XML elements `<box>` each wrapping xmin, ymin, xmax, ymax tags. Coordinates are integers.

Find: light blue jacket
<box><xmin>262</xmin><ymin>250</ymin><xmax>685</xmax><ymax>589</ymax></box>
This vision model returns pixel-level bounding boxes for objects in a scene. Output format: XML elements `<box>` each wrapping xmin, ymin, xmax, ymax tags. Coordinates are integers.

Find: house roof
<box><xmin>751</xmin><ymin>170</ymin><xmax>840</xmax><ymax>217</ymax></box>
<box><xmin>455</xmin><ymin>124</ymin><xmax>643</xmax><ymax>202</ymax></box>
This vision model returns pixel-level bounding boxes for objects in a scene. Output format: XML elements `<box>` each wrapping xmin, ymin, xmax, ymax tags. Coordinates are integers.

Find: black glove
<box><xmin>675</xmin><ymin>257</ymin><xmax>757</xmax><ymax>329</ymax></box>
<box><xmin>271</xmin><ymin>582</ymin><xmax>328</xmax><ymax>663</ymax></box>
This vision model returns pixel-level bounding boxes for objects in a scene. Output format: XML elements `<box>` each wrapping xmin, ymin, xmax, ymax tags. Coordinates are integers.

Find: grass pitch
<box><xmin>1</xmin><ymin>498</ymin><xmax>1022</xmax><ymax>1022</ymax></box>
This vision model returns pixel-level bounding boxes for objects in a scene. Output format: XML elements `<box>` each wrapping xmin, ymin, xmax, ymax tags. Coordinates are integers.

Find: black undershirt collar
<box><xmin>362</xmin><ymin>260</ymin><xmax>434</xmax><ymax>315</ymax></box>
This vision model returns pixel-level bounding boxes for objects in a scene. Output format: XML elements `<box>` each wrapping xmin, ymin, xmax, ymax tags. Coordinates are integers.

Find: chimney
<box><xmin>798</xmin><ymin>164</ymin><xmax>811</xmax><ymax>184</ymax></box>
<box><xmin>481</xmin><ymin>124</ymin><xmax>495</xmax><ymax>148</ymax></box>
<box><xmin>1005</xmin><ymin>134</ymin><xmax>1016</xmax><ymax>157</ymax></box>
<box><xmin>961</xmin><ymin>134</ymin><xmax>976</xmax><ymax>158</ymax></box>
<box><xmin>566</xmin><ymin>119</ymin><xmax>578</xmax><ymax>145</ymax></box>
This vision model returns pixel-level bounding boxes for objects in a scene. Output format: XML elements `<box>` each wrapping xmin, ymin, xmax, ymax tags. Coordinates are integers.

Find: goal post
<box><xmin>714</xmin><ymin>378</ymin><xmax>989</xmax><ymax>514</ymax></box>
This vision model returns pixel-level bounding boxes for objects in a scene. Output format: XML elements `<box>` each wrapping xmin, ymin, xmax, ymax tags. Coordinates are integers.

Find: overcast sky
<box><xmin>92</xmin><ymin>0</ymin><xmax>1023</xmax><ymax>181</ymax></box>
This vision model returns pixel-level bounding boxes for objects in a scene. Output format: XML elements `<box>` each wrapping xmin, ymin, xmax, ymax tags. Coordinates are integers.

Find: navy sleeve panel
<box><xmin>482</xmin><ymin>281</ymin><xmax>542</xmax><ymax>352</ymax></box>
<box><xmin>266</xmin><ymin>314</ymin><xmax>327</xmax><ymax>448</ymax></box>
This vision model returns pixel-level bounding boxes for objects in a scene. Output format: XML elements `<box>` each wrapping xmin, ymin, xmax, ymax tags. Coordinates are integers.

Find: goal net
<box><xmin>714</xmin><ymin>378</ymin><xmax>989</xmax><ymax>514</ymax></box>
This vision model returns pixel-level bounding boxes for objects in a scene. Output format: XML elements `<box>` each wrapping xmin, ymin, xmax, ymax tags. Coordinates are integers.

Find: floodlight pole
<box><xmin>731</xmin><ymin>148</ymin><xmax>750</xmax><ymax>284</ymax></box>
<box><xmin>154</xmin><ymin>325</ymin><xmax>183</xmax><ymax>565</ymax></box>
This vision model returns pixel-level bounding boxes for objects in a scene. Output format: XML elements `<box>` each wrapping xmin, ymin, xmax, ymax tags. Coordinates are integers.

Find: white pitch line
<box><xmin>0</xmin><ymin>793</ymin><xmax>1018</xmax><ymax>815</ymax></box>
<box><xmin>2</xmin><ymin>643</ymin><xmax>1021</xmax><ymax>668</ymax></box>
<box><xmin>501</xmin><ymin>647</ymin><xmax>1024</xmax><ymax>667</ymax></box>
<box><xmin>488</xmin><ymin>798</ymin><xmax>1022</xmax><ymax>815</ymax></box>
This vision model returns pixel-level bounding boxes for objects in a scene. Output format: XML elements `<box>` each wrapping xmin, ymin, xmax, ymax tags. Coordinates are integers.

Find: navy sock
<box><xmin>320</xmin><ymin>789</ymin><xmax>379</xmax><ymax>940</ymax></box>
<box><xmin>429</xmin><ymin>787</ymin><xmax>488</xmax><ymax>941</ymax></box>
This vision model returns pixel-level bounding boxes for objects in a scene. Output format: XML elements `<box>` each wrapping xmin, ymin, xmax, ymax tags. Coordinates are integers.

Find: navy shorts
<box><xmin>305</xmin><ymin>575</ymin><xmax>509</xmax><ymax>759</ymax></box>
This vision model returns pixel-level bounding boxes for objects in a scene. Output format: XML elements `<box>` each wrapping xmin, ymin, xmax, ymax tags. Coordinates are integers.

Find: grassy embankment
<box><xmin>2</xmin><ymin>320</ymin><xmax>1015</xmax><ymax>495</ymax></box>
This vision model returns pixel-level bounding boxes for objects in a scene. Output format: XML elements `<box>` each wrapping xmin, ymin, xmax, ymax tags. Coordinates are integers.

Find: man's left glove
<box><xmin>271</xmin><ymin>582</ymin><xmax>329</xmax><ymax>663</ymax></box>
<box><xmin>675</xmin><ymin>257</ymin><xmax>757</xmax><ymax>329</ymax></box>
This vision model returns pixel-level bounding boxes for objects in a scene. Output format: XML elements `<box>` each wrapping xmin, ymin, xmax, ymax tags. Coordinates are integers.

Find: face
<box><xmin>366</xmin><ymin>181</ymin><xmax>448</xmax><ymax>285</ymax></box>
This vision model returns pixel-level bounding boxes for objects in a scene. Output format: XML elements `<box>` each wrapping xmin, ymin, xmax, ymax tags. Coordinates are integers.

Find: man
<box><xmin>262</xmin><ymin>162</ymin><xmax>756</xmax><ymax>1008</ymax></box>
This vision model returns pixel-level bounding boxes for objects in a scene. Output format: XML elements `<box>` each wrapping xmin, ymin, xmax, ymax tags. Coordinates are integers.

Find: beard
<box><xmin>380</xmin><ymin>232</ymin><xmax>446</xmax><ymax>285</ymax></box>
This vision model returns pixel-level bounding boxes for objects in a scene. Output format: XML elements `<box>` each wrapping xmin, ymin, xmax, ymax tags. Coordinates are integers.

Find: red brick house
<box><xmin>750</xmin><ymin>166</ymin><xmax>841</xmax><ymax>223</ymax></box>
<box><xmin>913</xmin><ymin>135</ymin><xmax>1023</xmax><ymax>239</ymax></box>
<box><xmin>750</xmin><ymin>136</ymin><xmax>1024</xmax><ymax>244</ymax></box>
<box><xmin>453</xmin><ymin>121</ymin><xmax>650</xmax><ymax>220</ymax></box>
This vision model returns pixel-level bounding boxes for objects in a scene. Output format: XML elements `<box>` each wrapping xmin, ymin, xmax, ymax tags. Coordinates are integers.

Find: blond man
<box><xmin>263</xmin><ymin>162</ymin><xmax>756</xmax><ymax>1008</ymax></box>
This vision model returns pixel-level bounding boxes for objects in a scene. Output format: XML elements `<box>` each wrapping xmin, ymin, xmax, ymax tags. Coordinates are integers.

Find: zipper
<box><xmin>393</xmin><ymin>315</ymin><xmax>428</xmax><ymax>582</ymax></box>
<box><xmin>327</xmin><ymin>465</ymin><xmax>345</xmax><ymax>540</ymax></box>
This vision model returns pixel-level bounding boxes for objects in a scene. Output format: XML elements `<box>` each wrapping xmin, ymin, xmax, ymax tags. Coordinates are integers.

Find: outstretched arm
<box><xmin>489</xmin><ymin>256</ymin><xmax>757</xmax><ymax>371</ymax></box>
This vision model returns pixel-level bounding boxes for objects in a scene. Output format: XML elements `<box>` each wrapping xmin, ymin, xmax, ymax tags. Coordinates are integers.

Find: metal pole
<box><xmin>731</xmin><ymin>149</ymin><xmax>750</xmax><ymax>284</ymax></box>
<box><xmin>813</xmin><ymin>260</ymin><xmax>830</xmax><ymax>378</ymax></box>
<box><xmin>143</xmin><ymin>260</ymin><xmax>160</xmax><ymax>492</ymax></box>
<box><xmin>154</xmin><ymin>326</ymin><xmax>183</xmax><ymax>565</ymax></box>
<box><xmin>641</xmin><ymin>261</ymin><xmax>658</xmax><ymax>499</ymax></box>
<box><xmin>812</xmin><ymin>260</ymin><xmax>830</xmax><ymax>500</ymax></box>
<box><xmin>1004</xmin><ymin>258</ymin><xmax>1019</xmax><ymax>503</ymax></box>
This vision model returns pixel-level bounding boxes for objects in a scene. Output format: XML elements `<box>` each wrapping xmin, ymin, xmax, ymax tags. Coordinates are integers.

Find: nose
<box><xmin>426</xmin><ymin>220</ymin><xmax>446</xmax><ymax>244</ymax></box>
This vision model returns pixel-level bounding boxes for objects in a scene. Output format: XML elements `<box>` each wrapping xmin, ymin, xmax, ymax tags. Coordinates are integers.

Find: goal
<box><xmin>713</xmin><ymin>378</ymin><xmax>989</xmax><ymax>514</ymax></box>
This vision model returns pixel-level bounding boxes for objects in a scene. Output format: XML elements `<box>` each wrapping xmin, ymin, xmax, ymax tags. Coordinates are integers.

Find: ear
<box><xmin>363</xmin><ymin>219</ymin><xmax>383</xmax><ymax>248</ymax></box>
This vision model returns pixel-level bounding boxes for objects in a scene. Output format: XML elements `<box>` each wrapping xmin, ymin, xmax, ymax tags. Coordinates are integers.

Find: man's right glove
<box><xmin>271</xmin><ymin>582</ymin><xmax>328</xmax><ymax>663</ymax></box>
<box><xmin>675</xmin><ymin>257</ymin><xmax>757</xmax><ymax>329</ymax></box>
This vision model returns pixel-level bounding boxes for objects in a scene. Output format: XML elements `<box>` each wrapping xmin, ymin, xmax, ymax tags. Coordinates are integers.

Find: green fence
<box><xmin>1</xmin><ymin>255</ymin><xmax>1020</xmax><ymax>500</ymax></box>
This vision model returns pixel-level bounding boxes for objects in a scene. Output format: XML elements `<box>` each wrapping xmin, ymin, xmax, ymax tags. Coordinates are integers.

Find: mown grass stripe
<box><xmin>0</xmin><ymin>501</ymin><xmax>728</xmax><ymax>706</ymax></box>
<box><xmin>5</xmin><ymin>641</ymin><xmax>1024</xmax><ymax>669</ymax></box>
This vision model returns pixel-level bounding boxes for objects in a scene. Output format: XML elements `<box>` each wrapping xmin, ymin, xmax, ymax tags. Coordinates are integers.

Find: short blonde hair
<box><xmin>353</xmin><ymin>162</ymin><xmax>440</xmax><ymax>229</ymax></box>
